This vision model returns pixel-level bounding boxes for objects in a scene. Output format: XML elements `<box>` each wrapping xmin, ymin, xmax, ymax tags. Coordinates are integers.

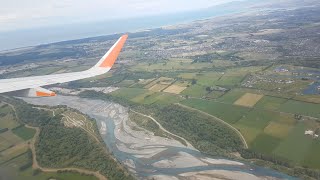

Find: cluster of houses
<box><xmin>242</xmin><ymin>74</ymin><xmax>295</xmax><ymax>88</ymax></box>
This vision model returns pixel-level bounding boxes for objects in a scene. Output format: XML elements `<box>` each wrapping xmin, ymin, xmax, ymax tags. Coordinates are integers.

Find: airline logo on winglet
<box><xmin>99</xmin><ymin>34</ymin><xmax>128</xmax><ymax>68</ymax></box>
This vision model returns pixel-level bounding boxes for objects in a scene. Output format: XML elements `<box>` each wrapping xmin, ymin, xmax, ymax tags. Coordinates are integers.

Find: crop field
<box><xmin>217</xmin><ymin>89</ymin><xmax>246</xmax><ymax>103</ymax></box>
<box><xmin>250</xmin><ymin>133</ymin><xmax>282</xmax><ymax>154</ymax></box>
<box><xmin>182</xmin><ymin>94</ymin><xmax>320</xmax><ymax>168</ymax></box>
<box><xmin>12</xmin><ymin>126</ymin><xmax>36</xmax><ymax>141</ymax></box>
<box><xmin>181</xmin><ymin>85</ymin><xmax>207</xmax><ymax>98</ymax></box>
<box><xmin>133</xmin><ymin>92</ymin><xmax>183</xmax><ymax>105</ymax></box>
<box><xmin>254</xmin><ymin>96</ymin><xmax>288</xmax><ymax>110</ymax></box>
<box><xmin>294</xmin><ymin>94</ymin><xmax>320</xmax><ymax>104</ymax></box>
<box><xmin>0</xmin><ymin>104</ymin><xmax>19</xmax><ymax>130</ymax></box>
<box><xmin>136</xmin><ymin>93</ymin><xmax>163</xmax><ymax>104</ymax></box>
<box><xmin>0</xmin><ymin>143</ymin><xmax>28</xmax><ymax>163</ymax></box>
<box><xmin>264</xmin><ymin>121</ymin><xmax>294</xmax><ymax>139</ymax></box>
<box><xmin>116</xmin><ymin>80</ymin><xmax>135</xmax><ymax>87</ymax></box>
<box><xmin>233</xmin><ymin>109</ymin><xmax>283</xmax><ymax>144</ymax></box>
<box><xmin>144</xmin><ymin>77</ymin><xmax>174</xmax><ymax>89</ymax></box>
<box><xmin>163</xmin><ymin>84</ymin><xmax>187</xmax><ymax>94</ymax></box>
<box><xmin>149</xmin><ymin>84</ymin><xmax>169</xmax><ymax>92</ymax></box>
<box><xmin>254</xmin><ymin>79</ymin><xmax>310</xmax><ymax>95</ymax></box>
<box><xmin>131</xmin><ymin>91</ymin><xmax>155</xmax><ymax>103</ymax></box>
<box><xmin>178</xmin><ymin>73</ymin><xmax>198</xmax><ymax>79</ymax></box>
<box><xmin>0</xmin><ymin>131</ymin><xmax>23</xmax><ymax>148</ymax></box>
<box><xmin>173</xmin><ymin>80</ymin><xmax>190</xmax><ymax>87</ymax></box>
<box><xmin>206</xmin><ymin>91</ymin><xmax>225</xmax><ymax>99</ymax></box>
<box><xmin>182</xmin><ymin>99</ymin><xmax>250</xmax><ymax>124</ymax></box>
<box><xmin>235</xmin><ymin>109</ymin><xmax>276</xmax><ymax>130</ymax></box>
<box><xmin>234</xmin><ymin>93</ymin><xmax>264</xmax><ymax>107</ymax></box>
<box><xmin>214</xmin><ymin>75</ymin><xmax>245</xmax><ymax>87</ymax></box>
<box><xmin>194</xmin><ymin>72</ymin><xmax>223</xmax><ymax>86</ymax></box>
<box><xmin>137</xmin><ymin>78</ymin><xmax>155</xmax><ymax>85</ymax></box>
<box><xmin>110</xmin><ymin>88</ymin><xmax>148</xmax><ymax>99</ymax></box>
<box><xmin>273</xmin><ymin>122</ymin><xmax>314</xmax><ymax>164</ymax></box>
<box><xmin>225</xmin><ymin>66</ymin><xmax>266</xmax><ymax>74</ymax></box>
<box><xmin>131</xmin><ymin>60</ymin><xmax>213</xmax><ymax>72</ymax></box>
<box><xmin>279</xmin><ymin>100</ymin><xmax>320</xmax><ymax>118</ymax></box>
<box><xmin>2</xmin><ymin>153</ymin><xmax>97</xmax><ymax>180</ymax></box>
<box><xmin>303</xmin><ymin>141</ymin><xmax>320</xmax><ymax>169</ymax></box>
<box><xmin>0</xmin><ymin>114</ymin><xmax>19</xmax><ymax>130</ymax></box>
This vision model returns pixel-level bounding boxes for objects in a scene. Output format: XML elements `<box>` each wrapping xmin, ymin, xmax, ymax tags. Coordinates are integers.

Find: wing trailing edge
<box><xmin>0</xmin><ymin>34</ymin><xmax>128</xmax><ymax>96</ymax></box>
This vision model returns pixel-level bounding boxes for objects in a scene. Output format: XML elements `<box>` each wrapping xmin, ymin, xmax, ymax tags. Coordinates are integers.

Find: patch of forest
<box><xmin>0</xmin><ymin>97</ymin><xmax>134</xmax><ymax>180</ymax></box>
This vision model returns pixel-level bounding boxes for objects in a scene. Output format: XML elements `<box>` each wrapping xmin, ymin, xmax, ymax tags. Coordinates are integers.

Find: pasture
<box><xmin>110</xmin><ymin>88</ymin><xmax>147</xmax><ymax>99</ymax></box>
<box><xmin>255</xmin><ymin>96</ymin><xmax>288</xmax><ymax>110</ymax></box>
<box><xmin>130</xmin><ymin>60</ymin><xmax>213</xmax><ymax>72</ymax></box>
<box><xmin>235</xmin><ymin>109</ymin><xmax>276</xmax><ymax>130</ymax></box>
<box><xmin>217</xmin><ymin>89</ymin><xmax>246</xmax><ymax>103</ymax></box>
<box><xmin>12</xmin><ymin>126</ymin><xmax>36</xmax><ymax>141</ymax></box>
<box><xmin>132</xmin><ymin>92</ymin><xmax>183</xmax><ymax>105</ymax></box>
<box><xmin>279</xmin><ymin>100</ymin><xmax>320</xmax><ymax>118</ymax></box>
<box><xmin>181</xmin><ymin>99</ymin><xmax>250</xmax><ymax>124</ymax></box>
<box><xmin>0</xmin><ymin>131</ymin><xmax>23</xmax><ymax>149</ymax></box>
<box><xmin>181</xmin><ymin>85</ymin><xmax>207</xmax><ymax>98</ymax></box>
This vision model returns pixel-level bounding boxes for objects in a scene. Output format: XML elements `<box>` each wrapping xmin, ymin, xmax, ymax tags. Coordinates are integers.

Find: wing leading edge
<box><xmin>0</xmin><ymin>34</ymin><xmax>128</xmax><ymax>95</ymax></box>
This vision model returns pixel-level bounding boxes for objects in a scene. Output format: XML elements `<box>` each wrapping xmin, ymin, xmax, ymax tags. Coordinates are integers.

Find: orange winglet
<box><xmin>36</xmin><ymin>91</ymin><xmax>56</xmax><ymax>97</ymax></box>
<box><xmin>99</xmin><ymin>34</ymin><xmax>128</xmax><ymax>68</ymax></box>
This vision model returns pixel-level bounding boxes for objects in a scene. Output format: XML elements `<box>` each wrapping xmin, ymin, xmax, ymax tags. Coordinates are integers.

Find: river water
<box><xmin>22</xmin><ymin>96</ymin><xmax>297</xmax><ymax>180</ymax></box>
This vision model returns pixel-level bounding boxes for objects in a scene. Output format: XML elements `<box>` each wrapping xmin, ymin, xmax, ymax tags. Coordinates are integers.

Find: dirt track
<box><xmin>3</xmin><ymin>101</ymin><xmax>107</xmax><ymax>180</ymax></box>
<box><xmin>26</xmin><ymin>125</ymin><xmax>107</xmax><ymax>180</ymax></box>
<box><xmin>175</xmin><ymin>103</ymin><xmax>248</xmax><ymax>149</ymax></box>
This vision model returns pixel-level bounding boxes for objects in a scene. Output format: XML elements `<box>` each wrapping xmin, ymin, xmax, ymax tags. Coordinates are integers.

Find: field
<box><xmin>217</xmin><ymin>89</ymin><xmax>246</xmax><ymax>103</ymax></box>
<box><xmin>116</xmin><ymin>80</ymin><xmax>135</xmax><ymax>87</ymax></box>
<box><xmin>0</xmin><ymin>104</ymin><xmax>19</xmax><ymax>129</ymax></box>
<box><xmin>149</xmin><ymin>84</ymin><xmax>168</xmax><ymax>92</ymax></box>
<box><xmin>193</xmin><ymin>72</ymin><xmax>222</xmax><ymax>86</ymax></box>
<box><xmin>279</xmin><ymin>100</ymin><xmax>320</xmax><ymax>118</ymax></box>
<box><xmin>255</xmin><ymin>96</ymin><xmax>288</xmax><ymax>110</ymax></box>
<box><xmin>234</xmin><ymin>93</ymin><xmax>264</xmax><ymax>107</ymax></box>
<box><xmin>130</xmin><ymin>59</ymin><xmax>214</xmax><ymax>72</ymax></box>
<box><xmin>0</xmin><ymin>106</ymin><xmax>99</xmax><ymax>180</ymax></box>
<box><xmin>12</xmin><ymin>126</ymin><xmax>36</xmax><ymax>141</ymax></box>
<box><xmin>132</xmin><ymin>92</ymin><xmax>183</xmax><ymax>105</ymax></box>
<box><xmin>181</xmin><ymin>99</ymin><xmax>250</xmax><ymax>124</ymax></box>
<box><xmin>181</xmin><ymin>85</ymin><xmax>207</xmax><ymax>98</ymax></box>
<box><xmin>163</xmin><ymin>84</ymin><xmax>187</xmax><ymax>94</ymax></box>
<box><xmin>110</xmin><ymin>88</ymin><xmax>148</xmax><ymax>99</ymax></box>
<box><xmin>144</xmin><ymin>77</ymin><xmax>174</xmax><ymax>89</ymax></box>
<box><xmin>180</xmin><ymin>94</ymin><xmax>320</xmax><ymax>169</ymax></box>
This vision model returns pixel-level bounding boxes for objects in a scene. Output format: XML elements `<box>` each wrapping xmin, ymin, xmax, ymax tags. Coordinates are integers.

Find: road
<box><xmin>2</xmin><ymin>101</ymin><xmax>107</xmax><ymax>180</ymax></box>
<box><xmin>130</xmin><ymin>109</ymin><xmax>195</xmax><ymax>149</ymax></box>
<box><xmin>175</xmin><ymin>103</ymin><xmax>249</xmax><ymax>149</ymax></box>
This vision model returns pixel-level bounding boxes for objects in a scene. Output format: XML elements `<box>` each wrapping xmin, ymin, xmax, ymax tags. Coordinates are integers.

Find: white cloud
<box><xmin>0</xmin><ymin>0</ymin><xmax>235</xmax><ymax>31</ymax></box>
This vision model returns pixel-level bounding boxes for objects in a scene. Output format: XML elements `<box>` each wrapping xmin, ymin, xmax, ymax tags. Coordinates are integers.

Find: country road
<box><xmin>3</xmin><ymin>101</ymin><xmax>108</xmax><ymax>180</ymax></box>
<box><xmin>130</xmin><ymin>109</ymin><xmax>195</xmax><ymax>149</ymax></box>
<box><xmin>26</xmin><ymin>124</ymin><xmax>107</xmax><ymax>180</ymax></box>
<box><xmin>175</xmin><ymin>103</ymin><xmax>249</xmax><ymax>149</ymax></box>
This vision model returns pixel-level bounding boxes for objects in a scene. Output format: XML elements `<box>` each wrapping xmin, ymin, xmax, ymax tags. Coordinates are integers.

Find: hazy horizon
<box><xmin>0</xmin><ymin>1</ymin><xmax>250</xmax><ymax>51</ymax></box>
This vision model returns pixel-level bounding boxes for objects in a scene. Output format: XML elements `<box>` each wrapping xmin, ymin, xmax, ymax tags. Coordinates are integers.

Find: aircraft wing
<box><xmin>0</xmin><ymin>34</ymin><xmax>128</xmax><ymax>97</ymax></box>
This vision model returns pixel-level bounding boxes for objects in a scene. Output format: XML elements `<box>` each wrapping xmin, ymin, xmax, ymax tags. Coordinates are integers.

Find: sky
<box><xmin>0</xmin><ymin>0</ymin><xmax>237</xmax><ymax>32</ymax></box>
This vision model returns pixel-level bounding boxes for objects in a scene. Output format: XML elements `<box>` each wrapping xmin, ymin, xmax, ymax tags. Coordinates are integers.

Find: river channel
<box><xmin>22</xmin><ymin>95</ymin><xmax>297</xmax><ymax>180</ymax></box>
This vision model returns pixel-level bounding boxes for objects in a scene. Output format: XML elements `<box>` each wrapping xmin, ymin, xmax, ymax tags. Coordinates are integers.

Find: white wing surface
<box><xmin>0</xmin><ymin>34</ymin><xmax>128</xmax><ymax>97</ymax></box>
